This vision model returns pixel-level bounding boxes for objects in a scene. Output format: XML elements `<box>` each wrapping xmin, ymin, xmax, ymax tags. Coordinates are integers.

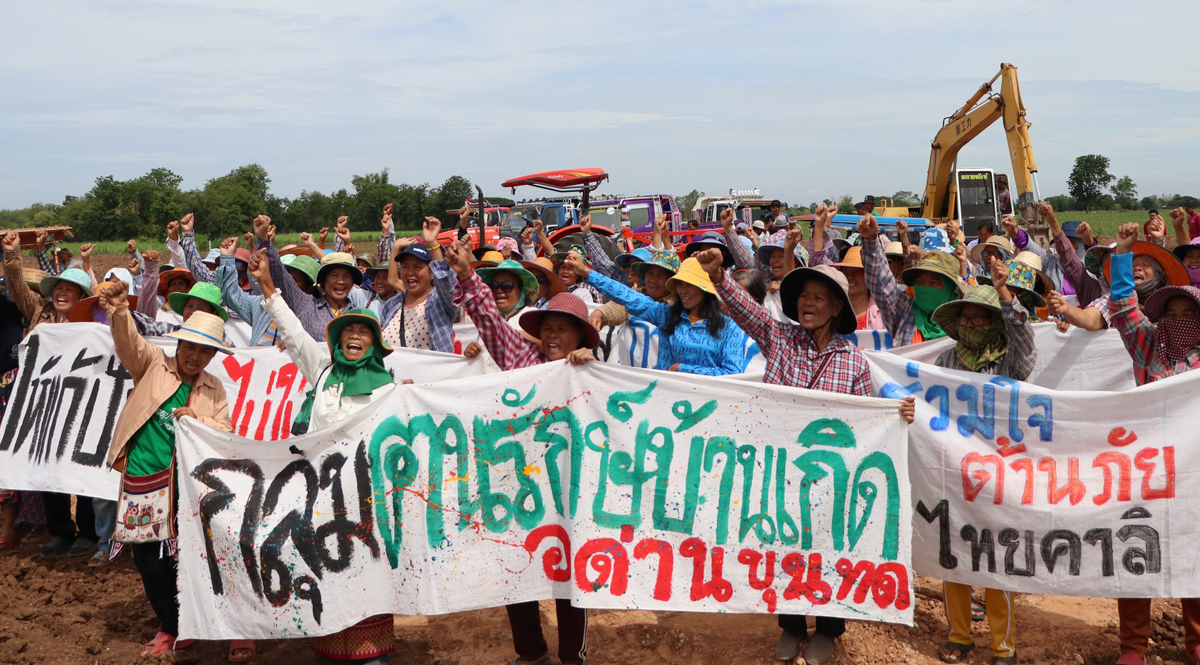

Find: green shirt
<box><xmin>125</xmin><ymin>382</ymin><xmax>192</xmax><ymax>476</ymax></box>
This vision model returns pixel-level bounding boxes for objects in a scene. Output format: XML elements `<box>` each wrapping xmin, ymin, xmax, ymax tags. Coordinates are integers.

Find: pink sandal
<box><xmin>141</xmin><ymin>632</ymin><xmax>175</xmax><ymax>658</ymax></box>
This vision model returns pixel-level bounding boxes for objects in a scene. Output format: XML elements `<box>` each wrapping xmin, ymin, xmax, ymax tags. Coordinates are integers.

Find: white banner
<box><xmin>867</xmin><ymin>351</ymin><xmax>1186</xmax><ymax>597</ymax></box>
<box><xmin>0</xmin><ymin>323</ymin><xmax>488</xmax><ymax>500</ymax></box>
<box><xmin>175</xmin><ymin>362</ymin><xmax>910</xmax><ymax>639</ymax></box>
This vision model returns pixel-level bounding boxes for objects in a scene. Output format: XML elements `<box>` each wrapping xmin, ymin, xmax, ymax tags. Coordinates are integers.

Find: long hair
<box><xmin>661</xmin><ymin>291</ymin><xmax>726</xmax><ymax>338</ymax></box>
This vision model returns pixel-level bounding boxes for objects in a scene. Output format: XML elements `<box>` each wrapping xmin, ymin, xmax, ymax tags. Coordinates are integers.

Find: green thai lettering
<box><xmin>796</xmin><ymin>418</ymin><xmax>857</xmax><ymax>449</ymax></box>
<box><xmin>606</xmin><ymin>382</ymin><xmax>657</xmax><ymax>423</ymax></box>
<box><xmin>537</xmin><ymin>407</ymin><xmax>587</xmax><ymax>519</ymax></box>
<box><xmin>795</xmin><ymin>449</ymin><xmax>849</xmax><ymax>552</ymax></box>
<box><xmin>471</xmin><ymin>406</ymin><xmax>545</xmax><ymax>532</ymax></box>
<box><xmin>369</xmin><ymin>416</ymin><xmax>420</xmax><ymax>569</ymax></box>
<box><xmin>849</xmin><ymin>451</ymin><xmax>901</xmax><ymax>560</ymax></box>
<box><xmin>672</xmin><ymin>399</ymin><xmax>717</xmax><ymax>432</ymax></box>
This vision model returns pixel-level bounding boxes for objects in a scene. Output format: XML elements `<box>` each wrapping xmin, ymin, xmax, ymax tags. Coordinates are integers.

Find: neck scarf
<box><xmin>1186</xmin><ymin>267</ymin><xmax>1200</xmax><ymax>288</ymax></box>
<box><xmin>953</xmin><ymin>320</ymin><xmax>1008</xmax><ymax>371</ymax></box>
<box><xmin>912</xmin><ymin>283</ymin><xmax>955</xmax><ymax>341</ymax></box>
<box><xmin>325</xmin><ymin>345</ymin><xmax>393</xmax><ymax>397</ymax></box>
<box><xmin>1156</xmin><ymin>317</ymin><xmax>1200</xmax><ymax>363</ymax></box>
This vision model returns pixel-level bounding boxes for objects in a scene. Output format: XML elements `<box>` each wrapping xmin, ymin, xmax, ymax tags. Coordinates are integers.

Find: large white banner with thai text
<box><xmin>867</xmin><ymin>351</ymin><xmax>1186</xmax><ymax>597</ymax></box>
<box><xmin>0</xmin><ymin>323</ymin><xmax>488</xmax><ymax>500</ymax></box>
<box><xmin>174</xmin><ymin>362</ymin><xmax>910</xmax><ymax>640</ymax></box>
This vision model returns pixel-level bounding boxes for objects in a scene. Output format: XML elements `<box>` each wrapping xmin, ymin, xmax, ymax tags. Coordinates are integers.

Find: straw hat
<box><xmin>23</xmin><ymin>268</ymin><xmax>48</xmax><ymax>290</ymax></box>
<box><xmin>325</xmin><ymin>308</ymin><xmax>392</xmax><ymax>357</ymax></box>
<box><xmin>1143</xmin><ymin>285</ymin><xmax>1200</xmax><ymax>322</ymax></box>
<box><xmin>157</xmin><ymin>267</ymin><xmax>195</xmax><ymax>297</ymax></box>
<box><xmin>901</xmin><ymin>251</ymin><xmax>964</xmax><ymax>295</ymax></box>
<box><xmin>519</xmin><ymin>260</ymin><xmax>567</xmax><ymax>299</ymax></box>
<box><xmin>779</xmin><ymin>265</ymin><xmax>857</xmax><ymax>334</ymax></box>
<box><xmin>166</xmin><ymin>311</ymin><xmax>230</xmax><ymax>354</ymax></box>
<box><xmin>1102</xmin><ymin>242</ymin><xmax>1188</xmax><ymax>288</ymax></box>
<box><xmin>40</xmin><ymin>268</ymin><xmax>94</xmax><ymax>299</ymax></box>
<box><xmin>666</xmin><ymin>258</ymin><xmax>717</xmax><ymax>296</ymax></box>
<box><xmin>969</xmin><ymin>236</ymin><xmax>1016</xmax><ymax>267</ymax></box>
<box><xmin>316</xmin><ymin>252</ymin><xmax>364</xmax><ymax>286</ymax></box>
<box><xmin>518</xmin><ymin>292</ymin><xmax>600</xmax><ymax>350</ymax></box>
<box><xmin>67</xmin><ymin>281</ymin><xmax>139</xmax><ymax>323</ymax></box>
<box><xmin>167</xmin><ymin>282</ymin><xmax>229</xmax><ymax>322</ymax></box>
<box><xmin>932</xmin><ymin>284</ymin><xmax>1003</xmax><ymax>340</ymax></box>
<box><xmin>831</xmin><ymin>246</ymin><xmax>864</xmax><ymax>270</ymax></box>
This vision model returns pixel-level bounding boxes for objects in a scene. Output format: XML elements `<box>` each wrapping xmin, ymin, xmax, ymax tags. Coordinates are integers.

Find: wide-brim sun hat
<box><xmin>283</xmin><ymin>254</ymin><xmax>320</xmax><ymax>286</ymax></box>
<box><xmin>519</xmin><ymin>260</ymin><xmax>567</xmax><ymax>299</ymax></box>
<box><xmin>1173</xmin><ymin>238</ymin><xmax>1200</xmax><ymax>262</ymax></box>
<box><xmin>1084</xmin><ymin>243</ymin><xmax>1116</xmax><ymax>278</ymax></box>
<box><xmin>316</xmin><ymin>252</ymin><xmax>364</xmax><ymax>286</ymax></box>
<box><xmin>901</xmin><ymin>250</ymin><xmax>964</xmax><ymax>295</ymax></box>
<box><xmin>23</xmin><ymin>268</ymin><xmax>47</xmax><ymax>290</ymax></box>
<box><xmin>920</xmin><ymin>228</ymin><xmax>952</xmax><ymax>252</ymax></box>
<box><xmin>1010</xmin><ymin>250</ymin><xmax>1056</xmax><ymax>296</ymax></box>
<box><xmin>684</xmin><ymin>232</ymin><xmax>734</xmax><ymax>268</ymax></box>
<box><xmin>365</xmin><ymin>260</ymin><xmax>390</xmax><ymax>278</ymax></box>
<box><xmin>356</xmin><ymin>252</ymin><xmax>378</xmax><ymax>269</ymax></box>
<box><xmin>969</xmin><ymin>235</ymin><xmax>1017</xmax><ymax>267</ymax></box>
<box><xmin>932</xmin><ymin>284</ymin><xmax>1003</xmax><ymax>339</ymax></box>
<box><xmin>167</xmin><ymin>281</ymin><xmax>229</xmax><ymax>322</ymax></box>
<box><xmin>477</xmin><ymin>259</ymin><xmax>540</xmax><ymax>302</ymax></box>
<box><xmin>615</xmin><ymin>247</ymin><xmax>654</xmax><ymax>270</ymax></box>
<box><xmin>831</xmin><ymin>246</ymin><xmax>864</xmax><ymax>270</ymax></box>
<box><xmin>157</xmin><ymin>267</ymin><xmax>195</xmax><ymax>297</ymax></box>
<box><xmin>279</xmin><ymin>244</ymin><xmax>315</xmax><ymax>258</ymax></box>
<box><xmin>202</xmin><ymin>248</ymin><xmax>222</xmax><ymax>266</ymax></box>
<box><xmin>1102</xmin><ymin>241</ymin><xmax>1189</xmax><ymax>288</ymax></box>
<box><xmin>40</xmin><ymin>268</ymin><xmax>94</xmax><ymax>300</ymax></box>
<box><xmin>325</xmin><ymin>307</ymin><xmax>393</xmax><ymax>357</ymax></box>
<box><xmin>632</xmin><ymin>251</ymin><xmax>681</xmax><ymax>279</ymax></box>
<box><xmin>67</xmin><ymin>281</ymin><xmax>139</xmax><ymax>323</ymax></box>
<box><xmin>779</xmin><ymin>265</ymin><xmax>857</xmax><ymax>335</ymax></box>
<box><xmin>831</xmin><ymin>233</ymin><xmax>862</xmax><ymax>255</ymax></box>
<box><xmin>665</xmin><ymin>257</ymin><xmax>717</xmax><ymax>296</ymax></box>
<box><xmin>518</xmin><ymin>292</ymin><xmax>600</xmax><ymax>350</ymax></box>
<box><xmin>884</xmin><ymin>241</ymin><xmax>905</xmax><ymax>258</ymax></box>
<box><xmin>166</xmin><ymin>311</ymin><xmax>231</xmax><ymax>354</ymax></box>
<box><xmin>1144</xmin><ymin>285</ymin><xmax>1200</xmax><ymax>322</ymax></box>
<box><xmin>1003</xmin><ymin>256</ymin><xmax>1047</xmax><ymax>308</ymax></box>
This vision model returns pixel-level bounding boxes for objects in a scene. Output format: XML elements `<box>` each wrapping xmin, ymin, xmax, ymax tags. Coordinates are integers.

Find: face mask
<box><xmin>1186</xmin><ymin>267</ymin><xmax>1200</xmax><ymax>288</ymax></box>
<box><xmin>1156</xmin><ymin>316</ymin><xmax>1200</xmax><ymax>363</ymax></box>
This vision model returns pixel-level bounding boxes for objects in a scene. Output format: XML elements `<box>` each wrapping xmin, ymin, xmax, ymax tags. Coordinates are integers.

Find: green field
<box><xmin>1054</xmin><ymin>210</ymin><xmax>1156</xmax><ymax>238</ymax></box>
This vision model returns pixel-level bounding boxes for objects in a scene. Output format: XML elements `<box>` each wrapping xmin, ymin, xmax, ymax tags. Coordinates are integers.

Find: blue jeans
<box><xmin>92</xmin><ymin>498</ymin><xmax>117</xmax><ymax>554</ymax></box>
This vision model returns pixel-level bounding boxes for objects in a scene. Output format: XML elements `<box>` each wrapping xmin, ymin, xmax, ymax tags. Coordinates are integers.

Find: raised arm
<box><xmin>1043</xmin><ymin>203</ymin><xmax>1102</xmax><ymax>305</ymax></box>
<box><xmin>989</xmin><ymin>257</ymin><xmax>1036</xmax><ymax>381</ymax></box>
<box><xmin>721</xmin><ymin>209</ymin><xmax>756</xmax><ymax>271</ymax></box>
<box><xmin>215</xmin><ymin>238</ymin><xmax>260</xmax><ymax>324</ymax></box>
<box><xmin>704</xmin><ymin>248</ymin><xmax>778</xmax><ymax>354</ymax></box>
<box><xmin>165</xmin><ymin>220</ymin><xmax>185</xmax><ymax>268</ymax></box>
<box><xmin>571</xmin><ymin>254</ymin><xmax>669</xmax><ymax>326</ymax></box>
<box><xmin>444</xmin><ymin>239</ymin><xmax>538</xmax><ymax>370</ymax></box>
<box><xmin>254</xmin><ymin>215</ymin><xmax>316</xmax><ymax>322</ymax></box>
<box><xmin>859</xmin><ymin>215</ymin><xmax>911</xmax><ymax>337</ymax></box>
<box><xmin>377</xmin><ymin>205</ymin><xmax>396</xmax><ymax>264</ymax></box>
<box><xmin>250</xmin><ymin>250</ymin><xmax>329</xmax><ymax>382</ymax></box>
<box><xmin>137</xmin><ymin>251</ymin><xmax>162</xmax><ymax>320</ymax></box>
<box><xmin>101</xmin><ymin>282</ymin><xmax>160</xmax><ymax>384</ymax></box>
<box><xmin>580</xmin><ymin>215</ymin><xmax>624</xmax><ymax>283</ymax></box>
<box><xmin>1108</xmin><ymin>225</ymin><xmax>1155</xmax><ymax>366</ymax></box>
<box><xmin>179</xmin><ymin>214</ymin><xmax>216</xmax><ymax>284</ymax></box>
<box><xmin>2</xmin><ymin>232</ymin><xmax>44</xmax><ymax>322</ymax></box>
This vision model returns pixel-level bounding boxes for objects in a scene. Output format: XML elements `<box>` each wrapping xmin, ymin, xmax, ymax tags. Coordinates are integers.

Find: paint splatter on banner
<box><xmin>174</xmin><ymin>362</ymin><xmax>910</xmax><ymax>639</ymax></box>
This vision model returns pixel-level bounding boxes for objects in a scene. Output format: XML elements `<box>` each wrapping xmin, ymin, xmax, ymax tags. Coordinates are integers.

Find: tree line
<box><xmin>0</xmin><ymin>165</ymin><xmax>476</xmax><ymax>241</ymax></box>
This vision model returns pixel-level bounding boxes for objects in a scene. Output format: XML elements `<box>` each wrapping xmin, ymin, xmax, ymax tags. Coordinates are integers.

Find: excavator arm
<box><xmin>921</xmin><ymin>63</ymin><xmax>1047</xmax><ymax>245</ymax></box>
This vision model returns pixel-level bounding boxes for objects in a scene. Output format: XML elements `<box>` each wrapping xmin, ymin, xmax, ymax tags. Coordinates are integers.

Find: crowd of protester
<box><xmin>1</xmin><ymin>198</ymin><xmax>1199</xmax><ymax>665</ymax></box>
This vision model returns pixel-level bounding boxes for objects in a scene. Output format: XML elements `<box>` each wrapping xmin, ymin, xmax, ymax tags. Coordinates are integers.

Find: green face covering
<box><xmin>953</xmin><ymin>321</ymin><xmax>1008</xmax><ymax>371</ymax></box>
<box><xmin>325</xmin><ymin>344</ymin><xmax>393</xmax><ymax>397</ymax></box>
<box><xmin>912</xmin><ymin>284</ymin><xmax>955</xmax><ymax>340</ymax></box>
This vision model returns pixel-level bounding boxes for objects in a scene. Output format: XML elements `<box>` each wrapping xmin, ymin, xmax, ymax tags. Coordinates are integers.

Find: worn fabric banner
<box><xmin>866</xmin><ymin>351</ymin><xmax>1186</xmax><ymax>598</ymax></box>
<box><xmin>174</xmin><ymin>362</ymin><xmax>910</xmax><ymax>640</ymax></box>
<box><xmin>0</xmin><ymin>323</ymin><xmax>489</xmax><ymax>499</ymax></box>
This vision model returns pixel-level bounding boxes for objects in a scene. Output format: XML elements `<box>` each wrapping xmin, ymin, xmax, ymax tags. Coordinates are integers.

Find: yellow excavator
<box><xmin>919</xmin><ymin>62</ymin><xmax>1049</xmax><ymax>246</ymax></box>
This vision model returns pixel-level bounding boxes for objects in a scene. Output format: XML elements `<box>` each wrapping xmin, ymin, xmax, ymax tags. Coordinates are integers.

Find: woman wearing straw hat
<box><xmin>378</xmin><ymin>217</ymin><xmax>459</xmax><ymax>353</ymax></box>
<box><xmin>1106</xmin><ymin>222</ymin><xmax>1200</xmax><ymax>665</ymax></box>
<box><xmin>445</xmin><ymin>236</ymin><xmax>600</xmax><ymax>665</ymax></box>
<box><xmin>829</xmin><ymin>246</ymin><xmax>884</xmax><ymax>330</ymax></box>
<box><xmin>569</xmin><ymin>253</ymin><xmax>747</xmax><ymax>375</ymax></box>
<box><xmin>858</xmin><ymin>215</ymin><xmax>966</xmax><ymax>346</ymax></box>
<box><xmin>96</xmin><ymin>281</ymin><xmax>246</xmax><ymax>660</ymax></box>
<box><xmin>696</xmin><ymin>247</ymin><xmax>915</xmax><ymax>664</ymax></box>
<box><xmin>928</xmin><ymin>259</ymin><xmax>1035</xmax><ymax>665</ymax></box>
<box><xmin>251</xmin><ymin>252</ymin><xmax>399</xmax><ymax>664</ymax></box>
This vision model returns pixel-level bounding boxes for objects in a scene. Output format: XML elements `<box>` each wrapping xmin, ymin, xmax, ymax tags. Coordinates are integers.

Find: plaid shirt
<box><xmin>179</xmin><ymin>233</ymin><xmax>217</xmax><ymax>285</ymax></box>
<box><xmin>716</xmin><ymin>272</ymin><xmax>871</xmax><ymax>396</ymax></box>
<box><xmin>581</xmin><ymin>232</ymin><xmax>625</xmax><ymax>283</ymax></box>
<box><xmin>863</xmin><ymin>237</ymin><xmax>920</xmax><ymax>345</ymax></box>
<box><xmin>257</xmin><ymin>239</ymin><xmax>372</xmax><ymax>342</ymax></box>
<box><xmin>1110</xmin><ymin>292</ymin><xmax>1200</xmax><ymax>385</ymax></box>
<box><xmin>457</xmin><ymin>271</ymin><xmax>545</xmax><ymax>370</ymax></box>
<box><xmin>379</xmin><ymin>260</ymin><xmax>458</xmax><ymax>354</ymax></box>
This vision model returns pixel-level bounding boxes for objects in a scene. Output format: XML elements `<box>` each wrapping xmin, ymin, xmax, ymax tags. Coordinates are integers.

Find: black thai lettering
<box><xmin>915</xmin><ymin>499</ymin><xmax>958</xmax><ymax>570</ymax></box>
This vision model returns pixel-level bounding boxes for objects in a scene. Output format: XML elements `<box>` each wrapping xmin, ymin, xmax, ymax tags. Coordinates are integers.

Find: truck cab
<box><xmin>955</xmin><ymin>168</ymin><xmax>1000</xmax><ymax>238</ymax></box>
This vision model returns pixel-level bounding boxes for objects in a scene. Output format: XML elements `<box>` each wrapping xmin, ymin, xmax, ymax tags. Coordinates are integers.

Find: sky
<box><xmin>2</xmin><ymin>0</ymin><xmax>1199</xmax><ymax>210</ymax></box>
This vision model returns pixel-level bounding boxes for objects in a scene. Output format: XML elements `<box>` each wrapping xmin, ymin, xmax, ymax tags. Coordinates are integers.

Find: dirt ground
<box><xmin>0</xmin><ymin>526</ymin><xmax>1192</xmax><ymax>665</ymax></box>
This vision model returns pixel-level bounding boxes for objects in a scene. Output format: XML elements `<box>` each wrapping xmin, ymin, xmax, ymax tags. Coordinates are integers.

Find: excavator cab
<box><xmin>955</xmin><ymin>168</ymin><xmax>999</xmax><ymax>238</ymax></box>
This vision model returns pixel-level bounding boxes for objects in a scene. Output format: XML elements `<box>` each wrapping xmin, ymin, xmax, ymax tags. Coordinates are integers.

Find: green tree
<box><xmin>1067</xmin><ymin>154</ymin><xmax>1114</xmax><ymax>213</ymax></box>
<box><xmin>1045</xmin><ymin>194</ymin><xmax>1077</xmax><ymax>211</ymax></box>
<box><xmin>350</xmin><ymin>168</ymin><xmax>404</xmax><ymax>231</ymax></box>
<box><xmin>426</xmin><ymin>175</ymin><xmax>474</xmax><ymax>226</ymax></box>
<box><xmin>836</xmin><ymin>194</ymin><xmax>854</xmax><ymax>214</ymax></box>
<box><xmin>1139</xmin><ymin>196</ymin><xmax>1160</xmax><ymax>210</ymax></box>
<box><xmin>1112</xmin><ymin>176</ymin><xmax>1138</xmax><ymax>210</ymax></box>
<box><xmin>891</xmin><ymin>191</ymin><xmax>919</xmax><ymax>206</ymax></box>
<box><xmin>676</xmin><ymin>189</ymin><xmax>705</xmax><ymax>217</ymax></box>
<box><xmin>188</xmin><ymin>164</ymin><xmax>271</xmax><ymax>240</ymax></box>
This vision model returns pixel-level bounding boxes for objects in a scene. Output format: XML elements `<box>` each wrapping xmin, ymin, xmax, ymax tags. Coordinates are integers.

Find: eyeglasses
<box><xmin>956</xmin><ymin>314</ymin><xmax>991</xmax><ymax>326</ymax></box>
<box><xmin>489</xmin><ymin>280</ymin><xmax>518</xmax><ymax>293</ymax></box>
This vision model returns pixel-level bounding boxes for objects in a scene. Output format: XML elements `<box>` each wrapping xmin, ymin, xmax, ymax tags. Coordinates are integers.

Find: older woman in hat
<box><xmin>378</xmin><ymin>217</ymin><xmax>458</xmax><ymax>353</ymax></box>
<box><xmin>859</xmin><ymin>215</ymin><xmax>966</xmax><ymax>346</ymax></box>
<box><xmin>252</xmin><ymin>215</ymin><xmax>372</xmax><ymax>341</ymax></box>
<box><xmin>570</xmin><ymin>251</ymin><xmax>747</xmax><ymax>375</ymax></box>
<box><xmin>721</xmin><ymin>206</ymin><xmax>821</xmax><ymax>322</ymax></box>
<box><xmin>1106</xmin><ymin>221</ymin><xmax>1200</xmax><ymax>665</ymax></box>
<box><xmin>444</xmin><ymin>236</ymin><xmax>599</xmax><ymax>665</ymax></box>
<box><xmin>96</xmin><ymin>281</ymin><xmax>247</xmax><ymax>660</ymax></box>
<box><xmin>697</xmin><ymin>247</ymin><xmax>914</xmax><ymax>664</ymax></box>
<box><xmin>251</xmin><ymin>251</ymin><xmax>400</xmax><ymax>664</ymax></box>
<box><xmin>929</xmin><ymin>259</ymin><xmax>1034</xmax><ymax>665</ymax></box>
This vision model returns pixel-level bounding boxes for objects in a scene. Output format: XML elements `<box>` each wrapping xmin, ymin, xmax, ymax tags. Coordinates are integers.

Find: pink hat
<box><xmin>518</xmin><ymin>292</ymin><xmax>600</xmax><ymax>350</ymax></box>
<box><xmin>496</xmin><ymin>237</ymin><xmax>519</xmax><ymax>254</ymax></box>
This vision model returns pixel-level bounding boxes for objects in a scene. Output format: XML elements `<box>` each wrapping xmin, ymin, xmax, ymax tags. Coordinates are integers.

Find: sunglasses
<box><xmin>489</xmin><ymin>280</ymin><xmax>518</xmax><ymax>293</ymax></box>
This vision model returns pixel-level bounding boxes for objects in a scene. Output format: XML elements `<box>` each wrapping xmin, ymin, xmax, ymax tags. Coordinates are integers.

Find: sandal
<box><xmin>971</xmin><ymin>596</ymin><xmax>986</xmax><ymax>622</ymax></box>
<box><xmin>940</xmin><ymin>641</ymin><xmax>975</xmax><ymax>664</ymax></box>
<box><xmin>228</xmin><ymin>639</ymin><xmax>255</xmax><ymax>662</ymax></box>
<box><xmin>141</xmin><ymin>632</ymin><xmax>175</xmax><ymax>658</ymax></box>
<box><xmin>993</xmin><ymin>654</ymin><xmax>1017</xmax><ymax>665</ymax></box>
<box><xmin>0</xmin><ymin>537</ymin><xmax>16</xmax><ymax>551</ymax></box>
<box><xmin>509</xmin><ymin>656</ymin><xmax>551</xmax><ymax>665</ymax></box>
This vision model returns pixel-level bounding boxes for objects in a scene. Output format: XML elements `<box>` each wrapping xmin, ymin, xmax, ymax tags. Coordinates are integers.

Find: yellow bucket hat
<box><xmin>666</xmin><ymin>257</ymin><xmax>717</xmax><ymax>296</ymax></box>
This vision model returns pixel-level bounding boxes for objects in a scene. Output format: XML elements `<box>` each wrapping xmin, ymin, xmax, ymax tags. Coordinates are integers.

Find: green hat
<box><xmin>283</xmin><ymin>254</ymin><xmax>320</xmax><ymax>286</ymax></box>
<box><xmin>356</xmin><ymin>252</ymin><xmax>378</xmax><ymax>269</ymax></box>
<box><xmin>932</xmin><ymin>284</ymin><xmax>1003</xmax><ymax>337</ymax></box>
<box><xmin>39</xmin><ymin>268</ymin><xmax>93</xmax><ymax>300</ymax></box>
<box><xmin>901</xmin><ymin>250</ymin><xmax>964</xmax><ymax>296</ymax></box>
<box><xmin>325</xmin><ymin>308</ymin><xmax>392</xmax><ymax>357</ymax></box>
<box><xmin>477</xmin><ymin>259</ymin><xmax>539</xmax><ymax>303</ymax></box>
<box><xmin>168</xmin><ymin>282</ymin><xmax>229</xmax><ymax>321</ymax></box>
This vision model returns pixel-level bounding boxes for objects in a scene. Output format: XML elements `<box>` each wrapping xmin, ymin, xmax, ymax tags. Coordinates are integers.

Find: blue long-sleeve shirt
<box><xmin>216</xmin><ymin>255</ymin><xmax>279</xmax><ymax>346</ymax></box>
<box><xmin>586</xmin><ymin>270</ymin><xmax>747</xmax><ymax>375</ymax></box>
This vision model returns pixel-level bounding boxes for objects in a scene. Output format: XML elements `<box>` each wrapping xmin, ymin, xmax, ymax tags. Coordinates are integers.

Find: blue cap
<box><xmin>920</xmin><ymin>228</ymin><xmax>951</xmax><ymax>252</ymax></box>
<box><xmin>1062</xmin><ymin>221</ymin><xmax>1084</xmax><ymax>241</ymax></box>
<box><xmin>202</xmin><ymin>248</ymin><xmax>221</xmax><ymax>264</ymax></box>
<box><xmin>398</xmin><ymin>243</ymin><xmax>433</xmax><ymax>263</ymax></box>
<box><xmin>615</xmin><ymin>247</ymin><xmax>654</xmax><ymax>270</ymax></box>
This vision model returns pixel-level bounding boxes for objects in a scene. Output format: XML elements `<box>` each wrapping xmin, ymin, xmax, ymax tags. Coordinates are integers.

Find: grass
<box><xmin>1055</xmin><ymin>210</ymin><xmax>1153</xmax><ymax>238</ymax></box>
<box><xmin>53</xmin><ymin>231</ymin><xmax>422</xmax><ymax>256</ymax></box>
